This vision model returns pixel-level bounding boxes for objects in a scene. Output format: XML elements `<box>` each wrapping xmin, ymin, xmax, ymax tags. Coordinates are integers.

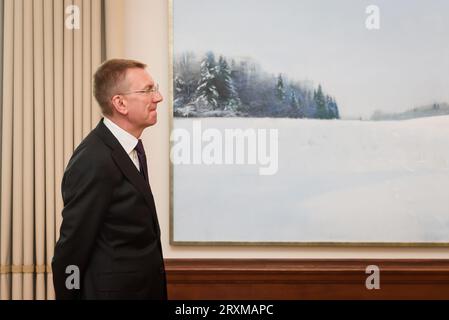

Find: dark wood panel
<box><xmin>165</xmin><ymin>259</ymin><xmax>449</xmax><ymax>300</ymax></box>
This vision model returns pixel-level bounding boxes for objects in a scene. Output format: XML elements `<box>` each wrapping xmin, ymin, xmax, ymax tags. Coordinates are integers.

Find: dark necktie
<box><xmin>135</xmin><ymin>139</ymin><xmax>149</xmax><ymax>183</ymax></box>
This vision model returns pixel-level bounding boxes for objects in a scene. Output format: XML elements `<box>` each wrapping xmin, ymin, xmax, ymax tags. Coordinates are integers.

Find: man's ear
<box><xmin>111</xmin><ymin>95</ymin><xmax>128</xmax><ymax>116</ymax></box>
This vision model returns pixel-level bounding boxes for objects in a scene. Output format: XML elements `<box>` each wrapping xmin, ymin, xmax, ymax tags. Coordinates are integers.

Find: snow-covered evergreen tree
<box><xmin>288</xmin><ymin>90</ymin><xmax>303</xmax><ymax>117</ymax></box>
<box><xmin>325</xmin><ymin>95</ymin><xmax>338</xmax><ymax>119</ymax></box>
<box><xmin>276</xmin><ymin>74</ymin><xmax>286</xmax><ymax>101</ymax></box>
<box><xmin>290</xmin><ymin>91</ymin><xmax>298</xmax><ymax>109</ymax></box>
<box><xmin>216</xmin><ymin>56</ymin><xmax>240</xmax><ymax>111</ymax></box>
<box><xmin>314</xmin><ymin>85</ymin><xmax>328</xmax><ymax>119</ymax></box>
<box><xmin>195</xmin><ymin>52</ymin><xmax>219</xmax><ymax>110</ymax></box>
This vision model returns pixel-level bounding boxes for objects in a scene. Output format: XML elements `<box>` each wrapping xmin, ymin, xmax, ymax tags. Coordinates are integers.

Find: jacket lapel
<box><xmin>93</xmin><ymin>119</ymin><xmax>161</xmax><ymax>235</ymax></box>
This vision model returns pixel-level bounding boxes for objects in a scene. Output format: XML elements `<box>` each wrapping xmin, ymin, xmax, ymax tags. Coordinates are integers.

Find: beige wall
<box><xmin>122</xmin><ymin>0</ymin><xmax>449</xmax><ymax>259</ymax></box>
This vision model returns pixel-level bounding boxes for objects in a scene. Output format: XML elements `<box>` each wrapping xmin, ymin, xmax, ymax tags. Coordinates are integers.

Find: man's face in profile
<box><xmin>123</xmin><ymin>68</ymin><xmax>163</xmax><ymax>129</ymax></box>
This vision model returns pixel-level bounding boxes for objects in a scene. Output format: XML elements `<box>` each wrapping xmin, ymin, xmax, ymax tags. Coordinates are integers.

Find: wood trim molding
<box><xmin>165</xmin><ymin>259</ymin><xmax>449</xmax><ymax>300</ymax></box>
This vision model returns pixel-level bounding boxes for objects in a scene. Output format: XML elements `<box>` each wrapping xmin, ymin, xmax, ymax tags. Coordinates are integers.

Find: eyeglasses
<box><xmin>118</xmin><ymin>83</ymin><xmax>160</xmax><ymax>96</ymax></box>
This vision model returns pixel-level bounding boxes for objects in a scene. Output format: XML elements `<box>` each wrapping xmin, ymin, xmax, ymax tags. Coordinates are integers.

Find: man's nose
<box><xmin>153</xmin><ymin>91</ymin><xmax>163</xmax><ymax>103</ymax></box>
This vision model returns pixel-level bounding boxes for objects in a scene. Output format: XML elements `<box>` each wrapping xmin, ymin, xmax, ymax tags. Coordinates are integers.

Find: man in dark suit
<box><xmin>52</xmin><ymin>59</ymin><xmax>166</xmax><ymax>300</ymax></box>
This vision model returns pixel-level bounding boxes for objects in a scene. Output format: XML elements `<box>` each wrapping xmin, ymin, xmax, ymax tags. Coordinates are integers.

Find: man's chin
<box><xmin>147</xmin><ymin>115</ymin><xmax>157</xmax><ymax>126</ymax></box>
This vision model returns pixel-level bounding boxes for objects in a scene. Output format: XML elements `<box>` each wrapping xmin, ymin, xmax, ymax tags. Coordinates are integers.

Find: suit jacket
<box><xmin>52</xmin><ymin>119</ymin><xmax>167</xmax><ymax>300</ymax></box>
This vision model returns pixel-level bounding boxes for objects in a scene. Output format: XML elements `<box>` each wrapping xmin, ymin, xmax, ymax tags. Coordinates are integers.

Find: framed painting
<box><xmin>169</xmin><ymin>0</ymin><xmax>449</xmax><ymax>245</ymax></box>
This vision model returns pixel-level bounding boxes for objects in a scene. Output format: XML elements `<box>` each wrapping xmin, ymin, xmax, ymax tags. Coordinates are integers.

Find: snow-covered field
<box><xmin>172</xmin><ymin>116</ymin><xmax>449</xmax><ymax>243</ymax></box>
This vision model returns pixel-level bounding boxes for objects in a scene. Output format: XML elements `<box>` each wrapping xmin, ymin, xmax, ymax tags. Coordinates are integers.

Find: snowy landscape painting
<box><xmin>170</xmin><ymin>0</ymin><xmax>449</xmax><ymax>245</ymax></box>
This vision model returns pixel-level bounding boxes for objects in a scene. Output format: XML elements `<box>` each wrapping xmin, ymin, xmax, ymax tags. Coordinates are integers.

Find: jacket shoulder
<box><xmin>65</xmin><ymin>131</ymin><xmax>115</xmax><ymax>177</ymax></box>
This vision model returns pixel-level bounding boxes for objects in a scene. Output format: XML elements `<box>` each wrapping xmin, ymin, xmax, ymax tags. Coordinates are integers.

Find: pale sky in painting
<box><xmin>174</xmin><ymin>0</ymin><xmax>449</xmax><ymax>118</ymax></box>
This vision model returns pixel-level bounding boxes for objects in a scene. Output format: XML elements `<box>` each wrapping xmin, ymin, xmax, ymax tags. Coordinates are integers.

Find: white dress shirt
<box><xmin>103</xmin><ymin>117</ymin><xmax>140</xmax><ymax>171</ymax></box>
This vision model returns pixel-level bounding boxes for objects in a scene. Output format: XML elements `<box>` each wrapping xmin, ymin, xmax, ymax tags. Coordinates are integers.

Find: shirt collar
<box><xmin>103</xmin><ymin>117</ymin><xmax>139</xmax><ymax>154</ymax></box>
